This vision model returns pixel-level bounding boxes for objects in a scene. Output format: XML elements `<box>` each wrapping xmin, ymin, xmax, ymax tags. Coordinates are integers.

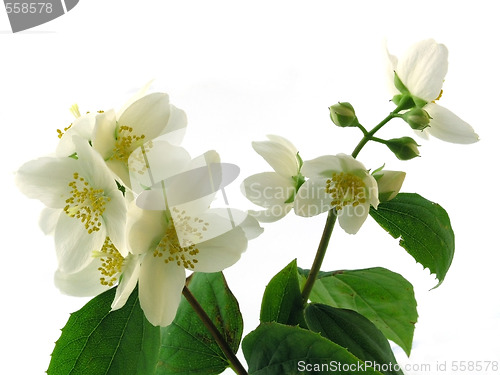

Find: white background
<box><xmin>1</xmin><ymin>1</ymin><xmax>499</xmax><ymax>374</ymax></box>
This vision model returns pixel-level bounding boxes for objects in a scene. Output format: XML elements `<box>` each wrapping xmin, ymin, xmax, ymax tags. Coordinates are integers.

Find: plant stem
<box><xmin>351</xmin><ymin>102</ymin><xmax>408</xmax><ymax>158</ymax></box>
<box><xmin>301</xmin><ymin>209</ymin><xmax>337</xmax><ymax>305</ymax></box>
<box><xmin>182</xmin><ymin>285</ymin><xmax>248</xmax><ymax>375</ymax></box>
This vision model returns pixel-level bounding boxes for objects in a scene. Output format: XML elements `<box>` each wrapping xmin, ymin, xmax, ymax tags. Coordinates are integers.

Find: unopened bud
<box><xmin>386</xmin><ymin>137</ymin><xmax>420</xmax><ymax>160</ymax></box>
<box><xmin>403</xmin><ymin>108</ymin><xmax>431</xmax><ymax>130</ymax></box>
<box><xmin>372</xmin><ymin>169</ymin><xmax>406</xmax><ymax>202</ymax></box>
<box><xmin>329</xmin><ymin>102</ymin><xmax>359</xmax><ymax>128</ymax></box>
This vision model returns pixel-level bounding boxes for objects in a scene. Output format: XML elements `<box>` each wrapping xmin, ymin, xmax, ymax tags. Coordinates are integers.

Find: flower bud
<box><xmin>372</xmin><ymin>169</ymin><xmax>406</xmax><ymax>202</ymax></box>
<box><xmin>402</xmin><ymin>108</ymin><xmax>431</xmax><ymax>130</ymax></box>
<box><xmin>329</xmin><ymin>102</ymin><xmax>359</xmax><ymax>128</ymax></box>
<box><xmin>386</xmin><ymin>137</ymin><xmax>420</xmax><ymax>160</ymax></box>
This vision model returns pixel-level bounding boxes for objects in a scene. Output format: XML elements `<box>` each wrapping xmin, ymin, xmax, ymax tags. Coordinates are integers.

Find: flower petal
<box><xmin>301</xmin><ymin>155</ymin><xmax>343</xmax><ymax>178</ymax></box>
<box><xmin>424</xmin><ymin>103</ymin><xmax>479</xmax><ymax>144</ymax></box>
<box><xmin>92</xmin><ymin>110</ymin><xmax>117</xmax><ymax>160</ymax></box>
<box><xmin>139</xmin><ymin>251</ymin><xmax>186</xmax><ymax>326</ymax></box>
<box><xmin>39</xmin><ymin>207</ymin><xmax>61</xmax><ymax>235</ymax></box>
<box><xmin>116</xmin><ymin>81</ymin><xmax>153</xmax><ymax>119</ymax></box>
<box><xmin>241</xmin><ymin>172</ymin><xmax>295</xmax><ymax>208</ymax></box>
<box><xmin>55</xmin><ymin>212</ymin><xmax>106</xmax><ymax>273</ymax></box>
<box><xmin>194</xmin><ymin>226</ymin><xmax>248</xmax><ymax>272</ymax></box>
<box><xmin>118</xmin><ymin>93</ymin><xmax>171</xmax><ymax>142</ymax></box>
<box><xmin>15</xmin><ymin>156</ymin><xmax>77</xmax><ymax>208</ymax></box>
<box><xmin>54</xmin><ymin>258</ymin><xmax>110</xmax><ymax>297</ymax></box>
<box><xmin>294</xmin><ymin>177</ymin><xmax>332</xmax><ymax>217</ymax></box>
<box><xmin>252</xmin><ymin>138</ymin><xmax>299</xmax><ymax>177</ymax></box>
<box><xmin>337</xmin><ymin>202</ymin><xmax>371</xmax><ymax>234</ymax></box>
<box><xmin>158</xmin><ymin>105</ymin><xmax>187</xmax><ymax>145</ymax></box>
<box><xmin>56</xmin><ymin>112</ymin><xmax>96</xmax><ymax>157</ymax></box>
<box><xmin>111</xmin><ymin>255</ymin><xmax>141</xmax><ymax>310</ymax></box>
<box><xmin>127</xmin><ymin>203</ymin><xmax>166</xmax><ymax>255</ymax></box>
<box><xmin>102</xmin><ymin>190</ymin><xmax>128</xmax><ymax>257</ymax></box>
<box><xmin>397</xmin><ymin>39</ymin><xmax>448</xmax><ymax>102</ymax></box>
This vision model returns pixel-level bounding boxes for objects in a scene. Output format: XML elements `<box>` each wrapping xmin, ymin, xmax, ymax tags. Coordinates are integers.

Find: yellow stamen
<box><xmin>63</xmin><ymin>172</ymin><xmax>110</xmax><ymax>234</ymax></box>
<box><xmin>153</xmin><ymin>208</ymin><xmax>207</xmax><ymax>270</ymax></box>
<box><xmin>432</xmin><ymin>89</ymin><xmax>443</xmax><ymax>103</ymax></box>
<box><xmin>110</xmin><ymin>125</ymin><xmax>146</xmax><ymax>163</ymax></box>
<box><xmin>94</xmin><ymin>237</ymin><xmax>124</xmax><ymax>286</ymax></box>
<box><xmin>325</xmin><ymin>172</ymin><xmax>366</xmax><ymax>211</ymax></box>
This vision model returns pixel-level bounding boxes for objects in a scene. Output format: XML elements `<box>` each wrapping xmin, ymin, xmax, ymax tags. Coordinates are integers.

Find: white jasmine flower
<box><xmin>387</xmin><ymin>39</ymin><xmax>479</xmax><ymax>144</ymax></box>
<box><xmin>294</xmin><ymin>154</ymin><xmax>379</xmax><ymax>234</ymax></box>
<box><xmin>111</xmin><ymin>150</ymin><xmax>263</xmax><ymax>326</ymax></box>
<box><xmin>241</xmin><ymin>135</ymin><xmax>304</xmax><ymax>222</ymax></box>
<box><xmin>16</xmin><ymin>136</ymin><xmax>127</xmax><ymax>273</ymax></box>
<box><xmin>372</xmin><ymin>167</ymin><xmax>406</xmax><ymax>202</ymax></box>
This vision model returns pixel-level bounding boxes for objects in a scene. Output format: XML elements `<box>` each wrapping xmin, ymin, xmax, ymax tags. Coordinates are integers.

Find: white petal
<box><xmin>129</xmin><ymin>141</ymin><xmax>191</xmax><ymax>194</ymax></box>
<box><xmin>55</xmin><ymin>213</ymin><xmax>106</xmax><ymax>273</ymax></box>
<box><xmin>194</xmin><ymin>226</ymin><xmax>248</xmax><ymax>272</ymax></box>
<box><xmin>424</xmin><ymin>103</ymin><xmax>479</xmax><ymax>144</ymax></box>
<box><xmin>54</xmin><ymin>258</ymin><xmax>110</xmax><ymax>297</ymax></box>
<box><xmin>337</xmin><ymin>202</ymin><xmax>371</xmax><ymax>234</ymax></box>
<box><xmin>265</xmin><ymin>135</ymin><xmax>298</xmax><ymax>155</ymax></box>
<box><xmin>15</xmin><ymin>156</ymin><xmax>78</xmax><ymax>208</ymax></box>
<box><xmin>384</xmin><ymin>40</ymin><xmax>400</xmax><ymax>97</ymax></box>
<box><xmin>102</xmin><ymin>190</ymin><xmax>128</xmax><ymax>257</ymax></box>
<box><xmin>294</xmin><ymin>178</ymin><xmax>332</xmax><ymax>217</ymax></box>
<box><xmin>116</xmin><ymin>81</ymin><xmax>153</xmax><ymax>119</ymax></box>
<box><xmin>92</xmin><ymin>110</ymin><xmax>117</xmax><ymax>160</ymax></box>
<box><xmin>118</xmin><ymin>93</ymin><xmax>171</xmax><ymax>142</ymax></box>
<box><xmin>127</xmin><ymin>203</ymin><xmax>166</xmax><ymax>255</ymax></box>
<box><xmin>237</xmin><ymin>213</ymin><xmax>264</xmax><ymax>240</ymax></box>
<box><xmin>301</xmin><ymin>155</ymin><xmax>342</xmax><ymax>178</ymax></box>
<box><xmin>39</xmin><ymin>207</ymin><xmax>61</xmax><ymax>235</ymax></box>
<box><xmin>337</xmin><ymin>153</ymin><xmax>369</xmax><ymax>173</ymax></box>
<box><xmin>157</xmin><ymin>105</ymin><xmax>188</xmax><ymax>145</ymax></box>
<box><xmin>111</xmin><ymin>255</ymin><xmax>141</xmax><ymax>310</ymax></box>
<box><xmin>397</xmin><ymin>39</ymin><xmax>448</xmax><ymax>102</ymax></box>
<box><xmin>241</xmin><ymin>172</ymin><xmax>295</xmax><ymax>208</ymax></box>
<box><xmin>139</xmin><ymin>251</ymin><xmax>186</xmax><ymax>326</ymax></box>
<box><xmin>73</xmin><ymin>135</ymin><xmax>118</xmax><ymax>193</ymax></box>
<box><xmin>252</xmin><ymin>139</ymin><xmax>299</xmax><ymax>177</ymax></box>
<box><xmin>56</xmin><ymin>112</ymin><xmax>96</xmax><ymax>157</ymax></box>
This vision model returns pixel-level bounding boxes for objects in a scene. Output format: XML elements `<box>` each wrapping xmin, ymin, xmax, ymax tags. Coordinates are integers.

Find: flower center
<box><xmin>110</xmin><ymin>125</ymin><xmax>146</xmax><ymax>163</ymax></box>
<box><xmin>153</xmin><ymin>208</ymin><xmax>208</xmax><ymax>270</ymax></box>
<box><xmin>64</xmin><ymin>172</ymin><xmax>110</xmax><ymax>234</ymax></box>
<box><xmin>57</xmin><ymin>124</ymin><xmax>73</xmax><ymax>139</ymax></box>
<box><xmin>325</xmin><ymin>172</ymin><xmax>366</xmax><ymax>211</ymax></box>
<box><xmin>94</xmin><ymin>237</ymin><xmax>124</xmax><ymax>286</ymax></box>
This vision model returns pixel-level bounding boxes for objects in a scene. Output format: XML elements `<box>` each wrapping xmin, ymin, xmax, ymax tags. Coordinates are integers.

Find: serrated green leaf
<box><xmin>156</xmin><ymin>272</ymin><xmax>243</xmax><ymax>375</ymax></box>
<box><xmin>298</xmin><ymin>267</ymin><xmax>417</xmax><ymax>356</ymax></box>
<box><xmin>304</xmin><ymin>304</ymin><xmax>403</xmax><ymax>375</ymax></box>
<box><xmin>260</xmin><ymin>259</ymin><xmax>303</xmax><ymax>325</ymax></box>
<box><xmin>370</xmin><ymin>192</ymin><xmax>455</xmax><ymax>286</ymax></box>
<box><xmin>242</xmin><ymin>322</ymin><xmax>384</xmax><ymax>375</ymax></box>
<box><xmin>47</xmin><ymin>286</ymin><xmax>160</xmax><ymax>375</ymax></box>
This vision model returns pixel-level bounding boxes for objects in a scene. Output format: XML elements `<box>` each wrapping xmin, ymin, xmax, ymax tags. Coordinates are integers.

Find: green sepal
<box><xmin>298</xmin><ymin>267</ymin><xmax>417</xmax><ymax>356</ymax></box>
<box><xmin>156</xmin><ymin>272</ymin><xmax>243</xmax><ymax>375</ymax></box>
<box><xmin>47</xmin><ymin>286</ymin><xmax>160</xmax><ymax>375</ymax></box>
<box><xmin>370</xmin><ymin>193</ymin><xmax>455</xmax><ymax>288</ymax></box>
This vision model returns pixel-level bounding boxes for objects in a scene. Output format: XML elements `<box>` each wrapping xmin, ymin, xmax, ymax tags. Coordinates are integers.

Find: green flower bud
<box><xmin>402</xmin><ymin>108</ymin><xmax>431</xmax><ymax>130</ymax></box>
<box><xmin>372</xmin><ymin>169</ymin><xmax>406</xmax><ymax>202</ymax></box>
<box><xmin>386</xmin><ymin>137</ymin><xmax>420</xmax><ymax>160</ymax></box>
<box><xmin>329</xmin><ymin>102</ymin><xmax>359</xmax><ymax>128</ymax></box>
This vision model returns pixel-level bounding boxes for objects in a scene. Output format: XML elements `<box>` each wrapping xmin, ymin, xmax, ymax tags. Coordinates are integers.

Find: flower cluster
<box><xmin>16</xmin><ymin>86</ymin><xmax>262</xmax><ymax>326</ymax></box>
<box><xmin>242</xmin><ymin>39</ymin><xmax>478</xmax><ymax>234</ymax></box>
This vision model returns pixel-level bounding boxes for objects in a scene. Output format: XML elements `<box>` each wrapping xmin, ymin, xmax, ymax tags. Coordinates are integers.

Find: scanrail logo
<box><xmin>3</xmin><ymin>0</ymin><xmax>79</xmax><ymax>32</ymax></box>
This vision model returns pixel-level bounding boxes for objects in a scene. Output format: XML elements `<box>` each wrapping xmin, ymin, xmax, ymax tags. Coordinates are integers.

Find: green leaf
<box><xmin>156</xmin><ymin>272</ymin><xmax>243</xmax><ymax>375</ymax></box>
<box><xmin>370</xmin><ymin>192</ymin><xmax>455</xmax><ymax>286</ymax></box>
<box><xmin>47</xmin><ymin>286</ymin><xmax>160</xmax><ymax>375</ymax></box>
<box><xmin>298</xmin><ymin>267</ymin><xmax>417</xmax><ymax>356</ymax></box>
<box><xmin>242</xmin><ymin>322</ymin><xmax>383</xmax><ymax>375</ymax></box>
<box><xmin>304</xmin><ymin>304</ymin><xmax>403</xmax><ymax>375</ymax></box>
<box><xmin>260</xmin><ymin>259</ymin><xmax>303</xmax><ymax>325</ymax></box>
